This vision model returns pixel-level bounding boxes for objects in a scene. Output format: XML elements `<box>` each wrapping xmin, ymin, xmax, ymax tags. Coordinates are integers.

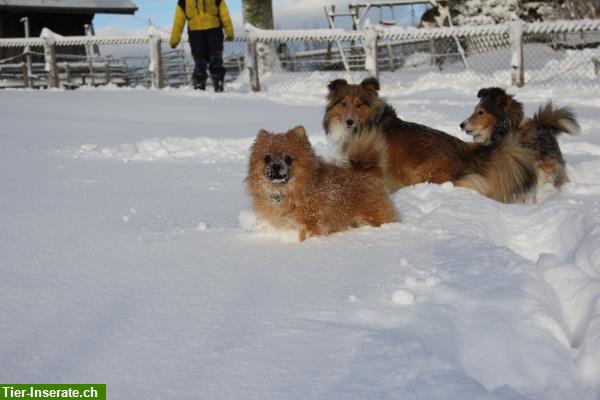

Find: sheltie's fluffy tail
<box><xmin>534</xmin><ymin>101</ymin><xmax>580</xmax><ymax>136</ymax></box>
<box><xmin>455</xmin><ymin>135</ymin><xmax>538</xmax><ymax>203</ymax></box>
<box><xmin>344</xmin><ymin>128</ymin><xmax>389</xmax><ymax>178</ymax></box>
<box><xmin>345</xmin><ymin>127</ymin><xmax>538</xmax><ymax>204</ymax></box>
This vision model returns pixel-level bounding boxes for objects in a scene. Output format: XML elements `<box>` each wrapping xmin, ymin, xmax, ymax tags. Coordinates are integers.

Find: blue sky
<box><xmin>93</xmin><ymin>0</ymin><xmax>426</xmax><ymax>35</ymax></box>
<box><xmin>93</xmin><ymin>1</ymin><xmax>243</xmax><ymax>33</ymax></box>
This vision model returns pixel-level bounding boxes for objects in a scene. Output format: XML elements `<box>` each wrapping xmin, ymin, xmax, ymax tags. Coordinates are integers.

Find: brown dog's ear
<box><xmin>256</xmin><ymin>129</ymin><xmax>271</xmax><ymax>140</ymax></box>
<box><xmin>360</xmin><ymin>77</ymin><xmax>380</xmax><ymax>92</ymax></box>
<box><xmin>478</xmin><ymin>87</ymin><xmax>508</xmax><ymax>108</ymax></box>
<box><xmin>327</xmin><ymin>79</ymin><xmax>348</xmax><ymax>92</ymax></box>
<box><xmin>289</xmin><ymin>125</ymin><xmax>307</xmax><ymax>138</ymax></box>
<box><xmin>506</xmin><ymin>97</ymin><xmax>525</xmax><ymax>126</ymax></box>
<box><xmin>477</xmin><ymin>87</ymin><xmax>506</xmax><ymax>98</ymax></box>
<box><xmin>477</xmin><ymin>87</ymin><xmax>493</xmax><ymax>99</ymax></box>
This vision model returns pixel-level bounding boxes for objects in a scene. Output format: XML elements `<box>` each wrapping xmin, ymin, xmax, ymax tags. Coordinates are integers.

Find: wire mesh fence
<box><xmin>245</xmin><ymin>20</ymin><xmax>600</xmax><ymax>94</ymax></box>
<box><xmin>1</xmin><ymin>19</ymin><xmax>599</xmax><ymax>93</ymax></box>
<box><xmin>523</xmin><ymin>30</ymin><xmax>600</xmax><ymax>86</ymax></box>
<box><xmin>0</xmin><ymin>37</ymin><xmax>151</xmax><ymax>88</ymax></box>
<box><xmin>0</xmin><ymin>34</ymin><xmax>247</xmax><ymax>90</ymax></box>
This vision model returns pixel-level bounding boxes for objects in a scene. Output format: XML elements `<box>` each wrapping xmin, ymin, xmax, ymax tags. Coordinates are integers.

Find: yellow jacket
<box><xmin>170</xmin><ymin>0</ymin><xmax>234</xmax><ymax>48</ymax></box>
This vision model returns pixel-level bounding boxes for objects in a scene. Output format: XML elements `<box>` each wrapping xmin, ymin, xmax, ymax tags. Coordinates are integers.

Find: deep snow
<box><xmin>1</xmin><ymin>83</ymin><xmax>600</xmax><ymax>400</ymax></box>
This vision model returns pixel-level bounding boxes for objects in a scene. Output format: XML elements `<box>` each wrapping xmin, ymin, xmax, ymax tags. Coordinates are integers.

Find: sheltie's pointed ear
<box><xmin>477</xmin><ymin>87</ymin><xmax>507</xmax><ymax>100</ymax></box>
<box><xmin>506</xmin><ymin>96</ymin><xmax>525</xmax><ymax>126</ymax></box>
<box><xmin>360</xmin><ymin>77</ymin><xmax>380</xmax><ymax>92</ymax></box>
<box><xmin>289</xmin><ymin>125</ymin><xmax>308</xmax><ymax>138</ymax></box>
<box><xmin>477</xmin><ymin>88</ymin><xmax>492</xmax><ymax>99</ymax></box>
<box><xmin>477</xmin><ymin>87</ymin><xmax>508</xmax><ymax>109</ymax></box>
<box><xmin>328</xmin><ymin>79</ymin><xmax>348</xmax><ymax>92</ymax></box>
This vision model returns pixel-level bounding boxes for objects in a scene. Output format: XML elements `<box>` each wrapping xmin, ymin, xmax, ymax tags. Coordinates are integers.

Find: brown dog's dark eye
<box><xmin>356</xmin><ymin>103</ymin><xmax>362</xmax><ymax>109</ymax></box>
<box><xmin>264</xmin><ymin>155</ymin><xmax>272</xmax><ymax>164</ymax></box>
<box><xmin>478</xmin><ymin>110</ymin><xmax>484</xmax><ymax>115</ymax></box>
<box><xmin>284</xmin><ymin>155</ymin><xmax>293</xmax><ymax>166</ymax></box>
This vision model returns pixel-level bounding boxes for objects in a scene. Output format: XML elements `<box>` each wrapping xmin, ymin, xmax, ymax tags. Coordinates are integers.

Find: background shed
<box><xmin>0</xmin><ymin>0</ymin><xmax>138</xmax><ymax>38</ymax></box>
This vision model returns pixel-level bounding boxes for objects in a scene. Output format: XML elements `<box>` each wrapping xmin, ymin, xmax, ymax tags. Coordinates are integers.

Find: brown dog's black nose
<box><xmin>460</xmin><ymin>122</ymin><xmax>465</xmax><ymax>130</ymax></box>
<box><xmin>346</xmin><ymin>118</ymin><xmax>354</xmax><ymax>127</ymax></box>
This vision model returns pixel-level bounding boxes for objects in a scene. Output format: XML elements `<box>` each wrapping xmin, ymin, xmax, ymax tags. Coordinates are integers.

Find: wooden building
<box><xmin>0</xmin><ymin>0</ymin><xmax>138</xmax><ymax>38</ymax></box>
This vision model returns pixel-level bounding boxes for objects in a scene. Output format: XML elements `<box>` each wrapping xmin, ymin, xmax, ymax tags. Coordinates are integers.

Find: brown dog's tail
<box><xmin>534</xmin><ymin>101</ymin><xmax>580</xmax><ymax>137</ymax></box>
<box><xmin>455</xmin><ymin>135</ymin><xmax>538</xmax><ymax>203</ymax></box>
<box><xmin>344</xmin><ymin>128</ymin><xmax>388</xmax><ymax>179</ymax></box>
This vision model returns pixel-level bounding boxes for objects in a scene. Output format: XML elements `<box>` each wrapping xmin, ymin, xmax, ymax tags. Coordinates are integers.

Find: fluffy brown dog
<box><xmin>246</xmin><ymin>126</ymin><xmax>398</xmax><ymax>241</ymax></box>
<box><xmin>460</xmin><ymin>87</ymin><xmax>580</xmax><ymax>188</ymax></box>
<box><xmin>323</xmin><ymin>77</ymin><xmax>537</xmax><ymax>203</ymax></box>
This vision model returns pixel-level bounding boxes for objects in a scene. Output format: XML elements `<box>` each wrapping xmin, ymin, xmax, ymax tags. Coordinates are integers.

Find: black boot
<box><xmin>208</xmin><ymin>54</ymin><xmax>225</xmax><ymax>93</ymax></box>
<box><xmin>212</xmin><ymin>77</ymin><xmax>224</xmax><ymax>92</ymax></box>
<box><xmin>194</xmin><ymin>79</ymin><xmax>206</xmax><ymax>90</ymax></box>
<box><xmin>192</xmin><ymin>60</ymin><xmax>207</xmax><ymax>90</ymax></box>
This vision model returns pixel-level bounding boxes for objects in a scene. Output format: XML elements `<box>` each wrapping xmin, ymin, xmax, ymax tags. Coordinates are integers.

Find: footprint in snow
<box><xmin>391</xmin><ymin>289</ymin><xmax>416</xmax><ymax>305</ymax></box>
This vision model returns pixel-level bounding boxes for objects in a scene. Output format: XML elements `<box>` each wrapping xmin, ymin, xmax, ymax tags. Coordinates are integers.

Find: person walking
<box><xmin>169</xmin><ymin>0</ymin><xmax>234</xmax><ymax>92</ymax></box>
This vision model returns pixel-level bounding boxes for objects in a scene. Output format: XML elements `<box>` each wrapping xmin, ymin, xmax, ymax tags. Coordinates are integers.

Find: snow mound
<box><xmin>60</xmin><ymin>135</ymin><xmax>331</xmax><ymax>163</ymax></box>
<box><xmin>391</xmin><ymin>288</ymin><xmax>416</xmax><ymax>305</ymax></box>
<box><xmin>238</xmin><ymin>210</ymin><xmax>301</xmax><ymax>243</ymax></box>
<box><xmin>64</xmin><ymin>137</ymin><xmax>254</xmax><ymax>163</ymax></box>
<box><xmin>4</xmin><ymin>88</ymin><xmax>600</xmax><ymax>400</ymax></box>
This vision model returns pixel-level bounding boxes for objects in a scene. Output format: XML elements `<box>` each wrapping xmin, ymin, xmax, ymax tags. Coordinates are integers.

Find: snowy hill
<box><xmin>1</xmin><ymin>84</ymin><xmax>599</xmax><ymax>400</ymax></box>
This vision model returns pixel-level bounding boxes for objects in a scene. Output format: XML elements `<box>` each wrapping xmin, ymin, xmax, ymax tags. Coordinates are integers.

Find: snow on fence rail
<box><xmin>1</xmin><ymin>19</ymin><xmax>600</xmax><ymax>91</ymax></box>
<box><xmin>244</xmin><ymin>19</ymin><xmax>600</xmax><ymax>93</ymax></box>
<box><xmin>0</xmin><ymin>36</ymin><xmax>150</xmax><ymax>48</ymax></box>
<box><xmin>0</xmin><ymin>28</ymin><xmax>247</xmax><ymax>89</ymax></box>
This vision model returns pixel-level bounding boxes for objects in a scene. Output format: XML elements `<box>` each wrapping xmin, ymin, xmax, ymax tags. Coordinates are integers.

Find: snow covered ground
<box><xmin>1</xmin><ymin>82</ymin><xmax>600</xmax><ymax>400</ymax></box>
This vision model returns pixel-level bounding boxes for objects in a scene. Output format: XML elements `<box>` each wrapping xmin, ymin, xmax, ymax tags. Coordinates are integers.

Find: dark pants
<box><xmin>188</xmin><ymin>28</ymin><xmax>225</xmax><ymax>84</ymax></box>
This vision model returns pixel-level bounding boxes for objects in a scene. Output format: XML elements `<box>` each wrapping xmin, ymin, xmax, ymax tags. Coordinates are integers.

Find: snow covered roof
<box><xmin>0</xmin><ymin>0</ymin><xmax>138</xmax><ymax>14</ymax></box>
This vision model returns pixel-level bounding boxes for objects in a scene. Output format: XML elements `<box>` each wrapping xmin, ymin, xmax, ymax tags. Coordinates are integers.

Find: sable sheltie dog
<box><xmin>419</xmin><ymin>0</ymin><xmax>449</xmax><ymax>28</ymax></box>
<box><xmin>460</xmin><ymin>87</ymin><xmax>580</xmax><ymax>188</ymax></box>
<box><xmin>246</xmin><ymin>126</ymin><xmax>398</xmax><ymax>241</ymax></box>
<box><xmin>323</xmin><ymin>78</ymin><xmax>537</xmax><ymax>203</ymax></box>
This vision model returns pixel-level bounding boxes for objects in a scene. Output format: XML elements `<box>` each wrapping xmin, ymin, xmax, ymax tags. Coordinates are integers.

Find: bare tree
<box><xmin>451</xmin><ymin>0</ymin><xmax>600</xmax><ymax>23</ymax></box>
<box><xmin>564</xmin><ymin>0</ymin><xmax>599</xmax><ymax>18</ymax></box>
<box><xmin>527</xmin><ymin>0</ymin><xmax>598</xmax><ymax>19</ymax></box>
<box><xmin>242</xmin><ymin>0</ymin><xmax>274</xmax><ymax>29</ymax></box>
<box><xmin>242</xmin><ymin>0</ymin><xmax>280</xmax><ymax>75</ymax></box>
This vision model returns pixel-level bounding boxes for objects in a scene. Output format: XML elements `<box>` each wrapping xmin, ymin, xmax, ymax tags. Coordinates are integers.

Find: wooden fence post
<box><xmin>42</xmin><ymin>32</ymin><xmax>59</xmax><ymax>88</ymax></box>
<box><xmin>593</xmin><ymin>57</ymin><xmax>600</xmax><ymax>75</ymax></box>
<box><xmin>19</xmin><ymin>17</ymin><xmax>33</xmax><ymax>88</ymax></box>
<box><xmin>510</xmin><ymin>17</ymin><xmax>525</xmax><ymax>87</ymax></box>
<box><xmin>364</xmin><ymin>25</ymin><xmax>379</xmax><ymax>80</ymax></box>
<box><xmin>21</xmin><ymin>62</ymin><xmax>30</xmax><ymax>88</ymax></box>
<box><xmin>104</xmin><ymin>62</ymin><xmax>111</xmax><ymax>84</ymax></box>
<box><xmin>179</xmin><ymin>48</ymin><xmax>189</xmax><ymax>86</ymax></box>
<box><xmin>64</xmin><ymin>63</ymin><xmax>72</xmax><ymax>84</ymax></box>
<box><xmin>84</xmin><ymin>24</ymin><xmax>96</xmax><ymax>86</ymax></box>
<box><xmin>149</xmin><ymin>33</ymin><xmax>164</xmax><ymax>89</ymax></box>
<box><xmin>246</xmin><ymin>24</ymin><xmax>260</xmax><ymax>92</ymax></box>
<box><xmin>324</xmin><ymin>5</ymin><xmax>335</xmax><ymax>63</ymax></box>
